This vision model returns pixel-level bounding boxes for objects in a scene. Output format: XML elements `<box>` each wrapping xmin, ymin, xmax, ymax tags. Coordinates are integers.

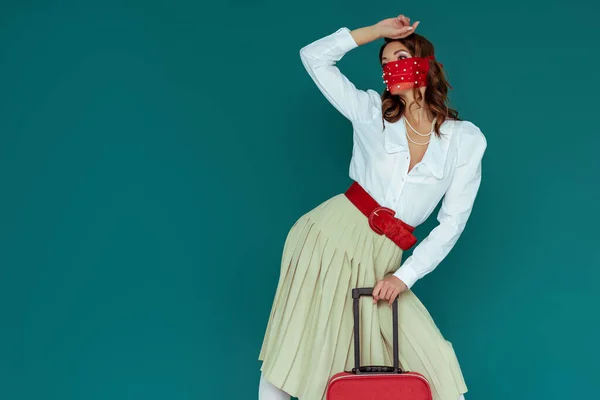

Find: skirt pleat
<box><xmin>258</xmin><ymin>194</ymin><xmax>467</xmax><ymax>400</ymax></box>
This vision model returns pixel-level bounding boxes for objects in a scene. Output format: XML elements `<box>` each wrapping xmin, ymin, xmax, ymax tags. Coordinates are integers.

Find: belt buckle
<box><xmin>368</xmin><ymin>206</ymin><xmax>396</xmax><ymax>235</ymax></box>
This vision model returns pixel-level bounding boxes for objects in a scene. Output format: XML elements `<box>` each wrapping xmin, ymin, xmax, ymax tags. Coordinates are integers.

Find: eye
<box><xmin>397</xmin><ymin>55</ymin><xmax>408</xmax><ymax>60</ymax></box>
<box><xmin>382</xmin><ymin>62</ymin><xmax>387</xmax><ymax>68</ymax></box>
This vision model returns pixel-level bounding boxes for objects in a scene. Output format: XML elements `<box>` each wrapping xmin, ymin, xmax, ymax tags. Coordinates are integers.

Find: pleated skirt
<box><xmin>258</xmin><ymin>193</ymin><xmax>467</xmax><ymax>400</ymax></box>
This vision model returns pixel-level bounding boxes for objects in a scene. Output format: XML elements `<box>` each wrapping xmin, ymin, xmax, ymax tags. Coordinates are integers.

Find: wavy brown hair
<box><xmin>379</xmin><ymin>34</ymin><xmax>459</xmax><ymax>136</ymax></box>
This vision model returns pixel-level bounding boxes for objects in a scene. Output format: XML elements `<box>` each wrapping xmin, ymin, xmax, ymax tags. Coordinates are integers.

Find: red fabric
<box><xmin>382</xmin><ymin>55</ymin><xmax>436</xmax><ymax>91</ymax></box>
<box><xmin>344</xmin><ymin>182</ymin><xmax>417</xmax><ymax>251</ymax></box>
<box><xmin>327</xmin><ymin>371</ymin><xmax>432</xmax><ymax>400</ymax></box>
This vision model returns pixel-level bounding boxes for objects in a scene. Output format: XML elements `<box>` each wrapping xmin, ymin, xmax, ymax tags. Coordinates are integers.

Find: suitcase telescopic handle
<box><xmin>352</xmin><ymin>287</ymin><xmax>401</xmax><ymax>374</ymax></box>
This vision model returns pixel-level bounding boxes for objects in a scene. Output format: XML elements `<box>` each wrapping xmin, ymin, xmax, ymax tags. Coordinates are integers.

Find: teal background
<box><xmin>1</xmin><ymin>1</ymin><xmax>598</xmax><ymax>399</ymax></box>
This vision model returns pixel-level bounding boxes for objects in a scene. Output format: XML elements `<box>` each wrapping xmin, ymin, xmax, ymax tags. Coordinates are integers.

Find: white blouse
<box><xmin>299</xmin><ymin>27</ymin><xmax>488</xmax><ymax>289</ymax></box>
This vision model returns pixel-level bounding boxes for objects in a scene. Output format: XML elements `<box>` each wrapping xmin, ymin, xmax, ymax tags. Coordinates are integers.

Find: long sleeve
<box><xmin>299</xmin><ymin>27</ymin><xmax>381</xmax><ymax>123</ymax></box>
<box><xmin>393</xmin><ymin>122</ymin><xmax>488</xmax><ymax>289</ymax></box>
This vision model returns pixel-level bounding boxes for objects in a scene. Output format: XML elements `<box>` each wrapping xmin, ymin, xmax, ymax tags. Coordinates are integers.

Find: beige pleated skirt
<box><xmin>258</xmin><ymin>193</ymin><xmax>467</xmax><ymax>400</ymax></box>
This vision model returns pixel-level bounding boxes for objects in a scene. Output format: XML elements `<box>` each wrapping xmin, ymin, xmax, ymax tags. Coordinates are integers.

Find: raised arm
<box><xmin>299</xmin><ymin>16</ymin><xmax>419</xmax><ymax>123</ymax></box>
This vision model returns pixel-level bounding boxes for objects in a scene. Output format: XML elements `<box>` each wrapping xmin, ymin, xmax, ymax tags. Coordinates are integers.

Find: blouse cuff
<box><xmin>393</xmin><ymin>262</ymin><xmax>419</xmax><ymax>290</ymax></box>
<box><xmin>333</xmin><ymin>27</ymin><xmax>359</xmax><ymax>53</ymax></box>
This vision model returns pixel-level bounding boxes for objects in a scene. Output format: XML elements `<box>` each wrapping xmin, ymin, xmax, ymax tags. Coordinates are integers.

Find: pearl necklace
<box><xmin>404</xmin><ymin>116</ymin><xmax>437</xmax><ymax>136</ymax></box>
<box><xmin>404</xmin><ymin>116</ymin><xmax>436</xmax><ymax>146</ymax></box>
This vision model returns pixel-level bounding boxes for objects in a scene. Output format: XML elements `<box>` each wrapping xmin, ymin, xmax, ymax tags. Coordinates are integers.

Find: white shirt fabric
<box><xmin>299</xmin><ymin>27</ymin><xmax>488</xmax><ymax>289</ymax></box>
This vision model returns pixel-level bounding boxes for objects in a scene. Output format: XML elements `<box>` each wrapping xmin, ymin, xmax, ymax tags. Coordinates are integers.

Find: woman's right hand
<box><xmin>375</xmin><ymin>14</ymin><xmax>420</xmax><ymax>39</ymax></box>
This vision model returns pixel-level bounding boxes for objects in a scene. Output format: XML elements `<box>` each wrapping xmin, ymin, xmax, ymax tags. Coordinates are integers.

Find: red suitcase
<box><xmin>326</xmin><ymin>287</ymin><xmax>433</xmax><ymax>400</ymax></box>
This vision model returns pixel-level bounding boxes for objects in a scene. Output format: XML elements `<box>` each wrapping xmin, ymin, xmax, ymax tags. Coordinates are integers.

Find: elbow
<box><xmin>444</xmin><ymin>216</ymin><xmax>463</xmax><ymax>236</ymax></box>
<box><xmin>299</xmin><ymin>46</ymin><xmax>310</xmax><ymax>69</ymax></box>
<box><xmin>299</xmin><ymin>46</ymin><xmax>311</xmax><ymax>62</ymax></box>
<box><xmin>299</xmin><ymin>46</ymin><xmax>321</xmax><ymax>76</ymax></box>
<box><xmin>299</xmin><ymin>48</ymin><xmax>312</xmax><ymax>76</ymax></box>
<box><xmin>299</xmin><ymin>45</ymin><xmax>321</xmax><ymax>67</ymax></box>
<box><xmin>436</xmin><ymin>214</ymin><xmax>466</xmax><ymax>246</ymax></box>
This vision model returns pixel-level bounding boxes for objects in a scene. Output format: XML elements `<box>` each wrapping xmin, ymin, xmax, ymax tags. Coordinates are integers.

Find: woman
<box><xmin>258</xmin><ymin>14</ymin><xmax>487</xmax><ymax>400</ymax></box>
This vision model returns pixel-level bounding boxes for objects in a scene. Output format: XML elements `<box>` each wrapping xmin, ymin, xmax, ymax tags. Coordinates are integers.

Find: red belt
<box><xmin>344</xmin><ymin>182</ymin><xmax>417</xmax><ymax>251</ymax></box>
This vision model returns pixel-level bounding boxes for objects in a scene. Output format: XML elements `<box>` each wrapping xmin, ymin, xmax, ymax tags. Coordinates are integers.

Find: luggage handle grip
<box><xmin>352</xmin><ymin>287</ymin><xmax>401</xmax><ymax>374</ymax></box>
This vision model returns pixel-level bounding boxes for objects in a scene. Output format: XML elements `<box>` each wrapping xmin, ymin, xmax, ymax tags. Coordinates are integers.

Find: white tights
<box><xmin>258</xmin><ymin>372</ymin><xmax>466</xmax><ymax>400</ymax></box>
<box><xmin>259</xmin><ymin>373</ymin><xmax>290</xmax><ymax>400</ymax></box>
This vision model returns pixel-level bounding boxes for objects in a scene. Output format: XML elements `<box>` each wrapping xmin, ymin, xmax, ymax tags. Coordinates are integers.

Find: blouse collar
<box><xmin>384</xmin><ymin>116</ymin><xmax>452</xmax><ymax>179</ymax></box>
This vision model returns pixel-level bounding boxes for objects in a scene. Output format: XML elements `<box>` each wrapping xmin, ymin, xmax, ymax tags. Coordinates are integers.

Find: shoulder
<box><xmin>453</xmin><ymin>120</ymin><xmax>487</xmax><ymax>151</ymax></box>
<box><xmin>352</xmin><ymin>89</ymin><xmax>383</xmax><ymax>123</ymax></box>
<box><xmin>446</xmin><ymin>120</ymin><xmax>487</xmax><ymax>166</ymax></box>
<box><xmin>366</xmin><ymin>89</ymin><xmax>383</xmax><ymax>112</ymax></box>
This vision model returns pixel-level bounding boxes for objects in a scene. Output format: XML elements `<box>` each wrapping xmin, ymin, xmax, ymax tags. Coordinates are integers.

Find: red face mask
<box><xmin>382</xmin><ymin>55</ymin><xmax>436</xmax><ymax>92</ymax></box>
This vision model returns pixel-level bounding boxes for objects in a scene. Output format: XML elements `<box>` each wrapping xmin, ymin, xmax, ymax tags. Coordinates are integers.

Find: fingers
<box><xmin>381</xmin><ymin>286</ymin><xmax>392</xmax><ymax>302</ymax></box>
<box><xmin>402</xmin><ymin>19</ymin><xmax>419</xmax><ymax>36</ymax></box>
<box><xmin>395</xmin><ymin>14</ymin><xmax>409</xmax><ymax>25</ymax></box>
<box><xmin>395</xmin><ymin>15</ymin><xmax>416</xmax><ymax>29</ymax></box>
<box><xmin>374</xmin><ymin>280</ymin><xmax>402</xmax><ymax>305</ymax></box>
<box><xmin>382</xmin><ymin>286</ymin><xmax>399</xmax><ymax>305</ymax></box>
<box><xmin>399</xmin><ymin>23</ymin><xmax>415</xmax><ymax>35</ymax></box>
<box><xmin>388</xmin><ymin>15</ymin><xmax>419</xmax><ymax>39</ymax></box>
<box><xmin>373</xmin><ymin>281</ymin><xmax>383</xmax><ymax>304</ymax></box>
<box><xmin>390</xmin><ymin>26</ymin><xmax>414</xmax><ymax>39</ymax></box>
<box><xmin>393</xmin><ymin>16</ymin><xmax>404</xmax><ymax>29</ymax></box>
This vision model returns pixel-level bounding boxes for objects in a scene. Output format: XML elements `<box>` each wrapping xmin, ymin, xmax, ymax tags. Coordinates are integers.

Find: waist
<box><xmin>344</xmin><ymin>182</ymin><xmax>417</xmax><ymax>250</ymax></box>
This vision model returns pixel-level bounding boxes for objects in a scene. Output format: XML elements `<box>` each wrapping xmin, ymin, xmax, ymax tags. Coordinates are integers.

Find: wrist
<box><xmin>350</xmin><ymin>25</ymin><xmax>381</xmax><ymax>46</ymax></box>
<box><xmin>393</xmin><ymin>267</ymin><xmax>418</xmax><ymax>290</ymax></box>
<box><xmin>371</xmin><ymin>24</ymin><xmax>383</xmax><ymax>39</ymax></box>
<box><xmin>393</xmin><ymin>275</ymin><xmax>408</xmax><ymax>290</ymax></box>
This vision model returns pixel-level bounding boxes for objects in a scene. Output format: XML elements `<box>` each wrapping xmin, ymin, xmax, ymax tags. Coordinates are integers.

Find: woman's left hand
<box><xmin>374</xmin><ymin>14</ymin><xmax>420</xmax><ymax>40</ymax></box>
<box><xmin>372</xmin><ymin>275</ymin><xmax>408</xmax><ymax>305</ymax></box>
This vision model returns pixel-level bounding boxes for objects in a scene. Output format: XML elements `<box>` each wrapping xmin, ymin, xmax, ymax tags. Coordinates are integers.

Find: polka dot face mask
<box><xmin>382</xmin><ymin>55</ymin><xmax>437</xmax><ymax>92</ymax></box>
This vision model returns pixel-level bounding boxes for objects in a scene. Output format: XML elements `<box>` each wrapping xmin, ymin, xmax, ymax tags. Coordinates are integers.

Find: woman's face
<box><xmin>381</xmin><ymin>41</ymin><xmax>414</xmax><ymax>95</ymax></box>
<box><xmin>381</xmin><ymin>41</ymin><xmax>413</xmax><ymax>67</ymax></box>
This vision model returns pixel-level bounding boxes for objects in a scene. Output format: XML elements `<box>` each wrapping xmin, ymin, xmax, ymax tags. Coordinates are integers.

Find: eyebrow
<box><xmin>381</xmin><ymin>49</ymin><xmax>410</xmax><ymax>61</ymax></box>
